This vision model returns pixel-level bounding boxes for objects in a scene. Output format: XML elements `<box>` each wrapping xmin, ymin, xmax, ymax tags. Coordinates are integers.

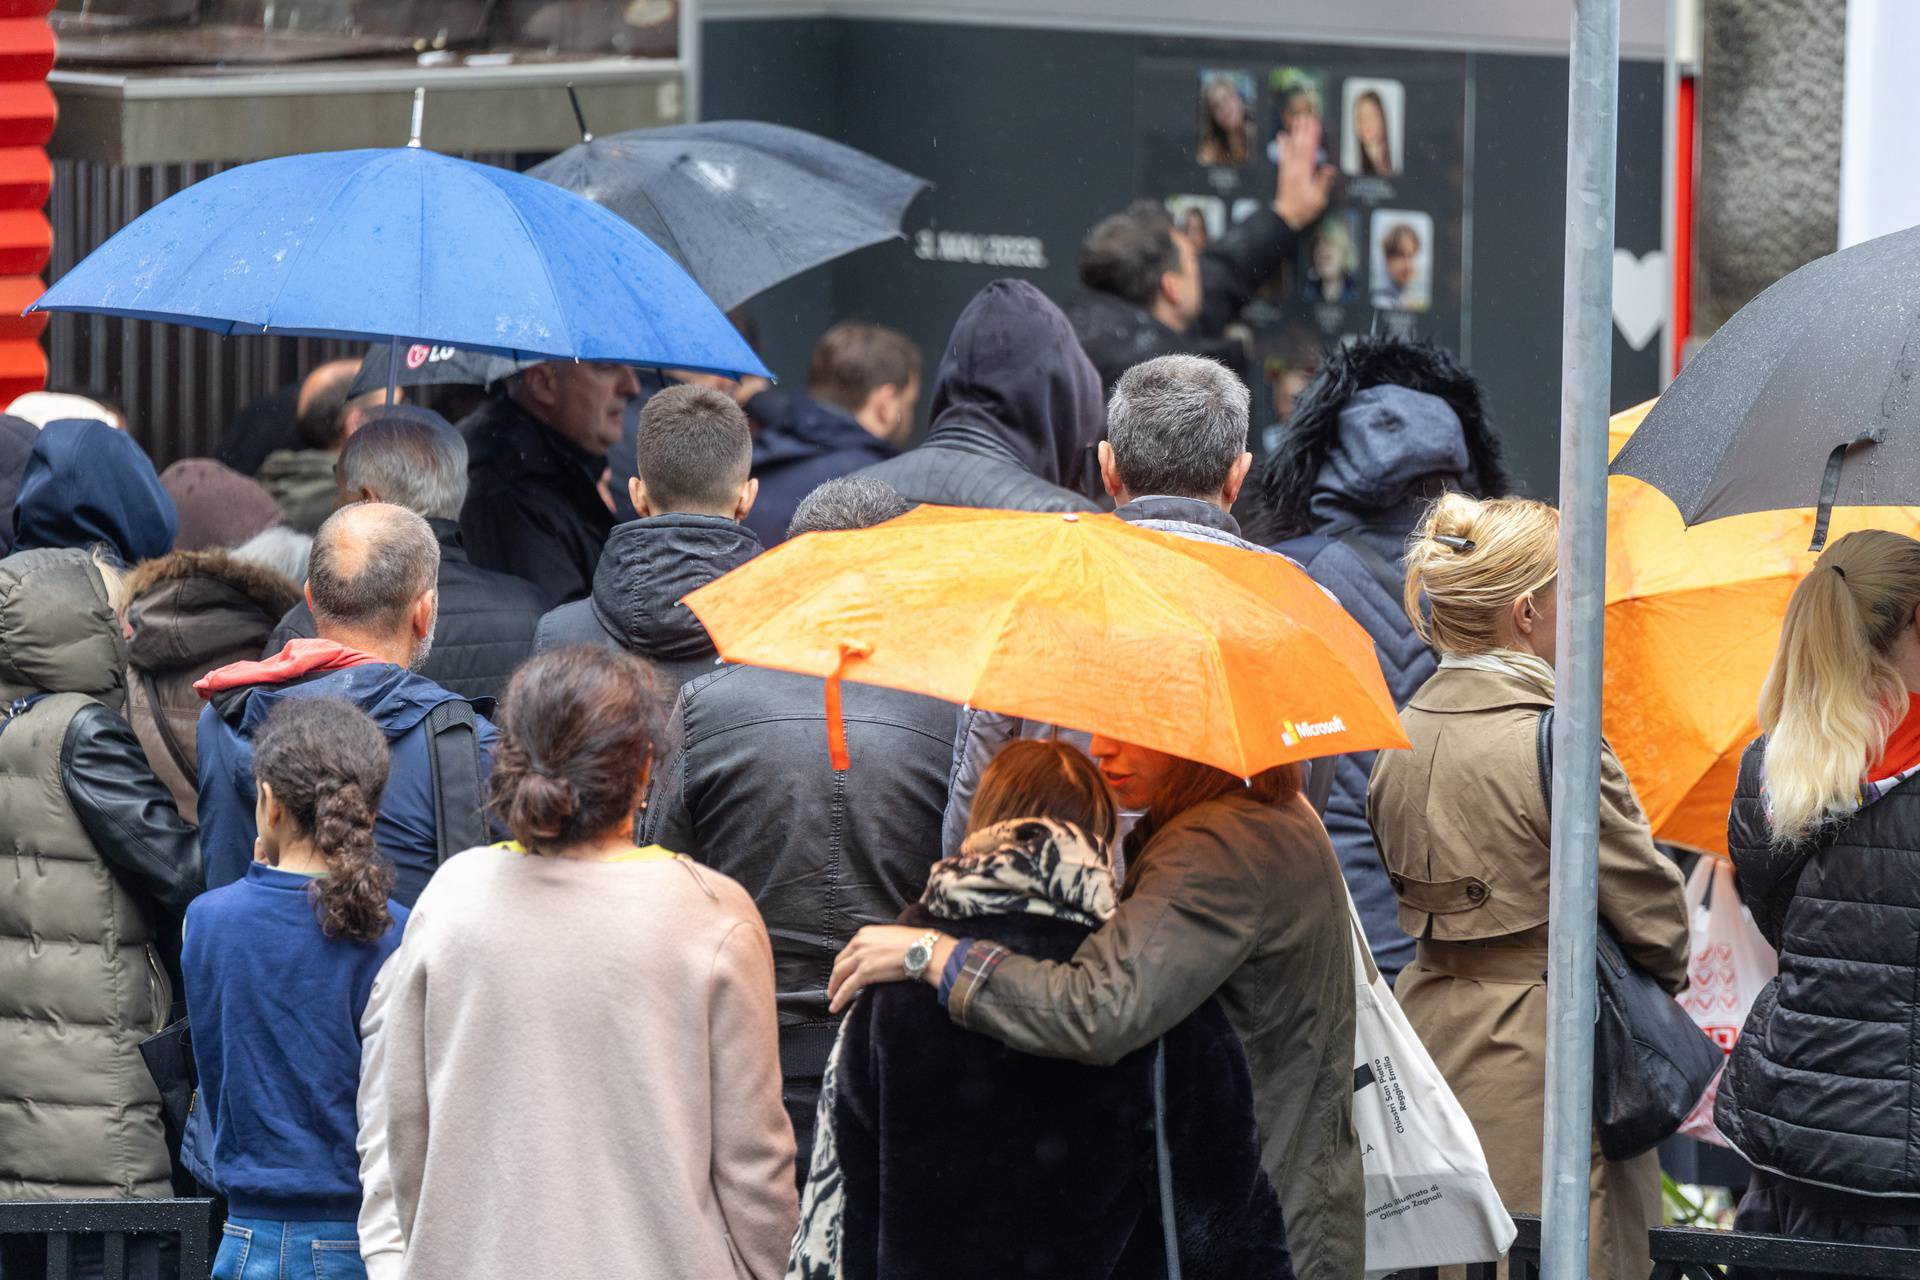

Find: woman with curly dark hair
<box><xmin>362</xmin><ymin>645</ymin><xmax>797</xmax><ymax>1280</ymax></box>
<box><xmin>183</xmin><ymin>697</ymin><xmax>403</xmax><ymax>1280</ymax></box>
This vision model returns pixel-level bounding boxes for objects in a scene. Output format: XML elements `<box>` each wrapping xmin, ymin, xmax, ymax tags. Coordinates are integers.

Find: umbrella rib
<box><xmin>256</xmin><ymin>155</ymin><xmax>382</xmax><ymax>333</ymax></box>
<box><xmin>482</xmin><ymin>171</ymin><xmax>577</xmax><ymax>357</ymax></box>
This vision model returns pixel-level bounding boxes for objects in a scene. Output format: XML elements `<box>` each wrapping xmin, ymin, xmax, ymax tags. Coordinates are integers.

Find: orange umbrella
<box><xmin>683</xmin><ymin>504</ymin><xmax>1407</xmax><ymax>775</ymax></box>
<box><xmin>1605</xmin><ymin>400</ymin><xmax>1920</xmax><ymax>855</ymax></box>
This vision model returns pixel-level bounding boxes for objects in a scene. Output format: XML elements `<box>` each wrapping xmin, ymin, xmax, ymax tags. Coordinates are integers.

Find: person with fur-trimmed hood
<box><xmin>124</xmin><ymin>548</ymin><xmax>303</xmax><ymax>826</ymax></box>
<box><xmin>1244</xmin><ymin>335</ymin><xmax>1511</xmax><ymax>982</ymax></box>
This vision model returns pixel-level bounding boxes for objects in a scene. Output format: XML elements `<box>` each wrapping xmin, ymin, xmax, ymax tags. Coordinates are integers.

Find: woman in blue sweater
<box><xmin>183</xmin><ymin>697</ymin><xmax>406</xmax><ymax>1280</ymax></box>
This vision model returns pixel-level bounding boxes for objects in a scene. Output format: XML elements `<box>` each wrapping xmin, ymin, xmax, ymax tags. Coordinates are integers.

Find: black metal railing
<box><xmin>0</xmin><ymin>1198</ymin><xmax>212</xmax><ymax>1280</ymax></box>
<box><xmin>1646</xmin><ymin>1221</ymin><xmax>1920</xmax><ymax>1278</ymax></box>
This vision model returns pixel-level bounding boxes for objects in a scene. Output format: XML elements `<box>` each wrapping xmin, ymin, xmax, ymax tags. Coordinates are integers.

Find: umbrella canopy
<box><xmin>1611</xmin><ymin>222</ymin><xmax>1920</xmax><ymax>546</ymax></box>
<box><xmin>1604</xmin><ymin>400</ymin><xmax>1920</xmax><ymax>855</ymax></box>
<box><xmin>528</xmin><ymin>120</ymin><xmax>929</xmax><ymax>312</ymax></box>
<box><xmin>28</xmin><ymin>146</ymin><xmax>769</xmax><ymax>379</ymax></box>
<box><xmin>683</xmin><ymin>505</ymin><xmax>1407</xmax><ymax>776</ymax></box>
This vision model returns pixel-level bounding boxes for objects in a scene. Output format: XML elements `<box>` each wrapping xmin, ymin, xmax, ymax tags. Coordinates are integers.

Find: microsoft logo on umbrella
<box><xmin>1281</xmin><ymin>716</ymin><xmax>1347</xmax><ymax>748</ymax></box>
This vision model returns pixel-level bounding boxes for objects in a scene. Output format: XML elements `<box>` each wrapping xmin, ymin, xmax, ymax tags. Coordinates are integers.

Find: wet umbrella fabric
<box><xmin>683</xmin><ymin>504</ymin><xmax>1407</xmax><ymax>776</ymax></box>
<box><xmin>1610</xmin><ymin>222</ymin><xmax>1920</xmax><ymax>548</ymax></box>
<box><xmin>28</xmin><ymin>146</ymin><xmax>769</xmax><ymax>380</ymax></box>
<box><xmin>528</xmin><ymin>120</ymin><xmax>929</xmax><ymax>312</ymax></box>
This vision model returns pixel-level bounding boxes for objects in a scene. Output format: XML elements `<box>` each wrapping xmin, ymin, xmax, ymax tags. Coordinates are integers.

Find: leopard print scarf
<box><xmin>920</xmin><ymin>817</ymin><xmax>1117</xmax><ymax>926</ymax></box>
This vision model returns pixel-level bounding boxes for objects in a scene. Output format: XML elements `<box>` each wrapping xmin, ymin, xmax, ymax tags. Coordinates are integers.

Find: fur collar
<box><xmin>123</xmin><ymin>547</ymin><xmax>302</xmax><ymax>618</ymax></box>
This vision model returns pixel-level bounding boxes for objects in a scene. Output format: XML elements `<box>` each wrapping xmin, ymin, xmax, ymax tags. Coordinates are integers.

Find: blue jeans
<box><xmin>213</xmin><ymin>1218</ymin><xmax>365</xmax><ymax>1280</ymax></box>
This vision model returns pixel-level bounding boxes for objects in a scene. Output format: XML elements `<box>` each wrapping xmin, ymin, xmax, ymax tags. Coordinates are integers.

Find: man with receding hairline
<box><xmin>534</xmin><ymin>384</ymin><xmax>761</xmax><ymax>702</ymax></box>
<box><xmin>194</xmin><ymin>502</ymin><xmax>499</xmax><ymax>907</ymax></box>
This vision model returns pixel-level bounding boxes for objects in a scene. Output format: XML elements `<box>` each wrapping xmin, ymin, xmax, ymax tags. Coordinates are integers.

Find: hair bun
<box><xmin>505</xmin><ymin>768</ymin><xmax>581</xmax><ymax>842</ymax></box>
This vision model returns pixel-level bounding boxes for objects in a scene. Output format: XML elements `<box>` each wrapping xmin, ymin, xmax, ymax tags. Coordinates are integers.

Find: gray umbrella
<box><xmin>1611</xmin><ymin>223</ymin><xmax>1920</xmax><ymax>549</ymax></box>
<box><xmin>527</xmin><ymin>120</ymin><xmax>930</xmax><ymax>313</ymax></box>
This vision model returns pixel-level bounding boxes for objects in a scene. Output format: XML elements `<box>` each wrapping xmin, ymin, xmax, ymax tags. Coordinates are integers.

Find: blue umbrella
<box><xmin>28</xmin><ymin>146</ymin><xmax>770</xmax><ymax>380</ymax></box>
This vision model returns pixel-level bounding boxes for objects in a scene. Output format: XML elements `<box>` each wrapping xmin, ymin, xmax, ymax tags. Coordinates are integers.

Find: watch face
<box><xmin>906</xmin><ymin>942</ymin><xmax>932</xmax><ymax>973</ymax></box>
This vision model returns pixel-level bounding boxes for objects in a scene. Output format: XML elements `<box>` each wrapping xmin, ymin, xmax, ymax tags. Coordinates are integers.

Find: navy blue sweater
<box><xmin>182</xmin><ymin>862</ymin><xmax>407</xmax><ymax>1220</ymax></box>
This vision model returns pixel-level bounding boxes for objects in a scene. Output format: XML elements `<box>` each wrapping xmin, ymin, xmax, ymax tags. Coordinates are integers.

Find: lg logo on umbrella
<box><xmin>405</xmin><ymin>344</ymin><xmax>460</xmax><ymax>370</ymax></box>
<box><xmin>1281</xmin><ymin>716</ymin><xmax>1347</xmax><ymax>748</ymax></box>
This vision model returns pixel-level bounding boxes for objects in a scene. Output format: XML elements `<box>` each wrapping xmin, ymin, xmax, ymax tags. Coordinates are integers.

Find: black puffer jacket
<box><xmin>856</xmin><ymin>279</ymin><xmax>1103</xmax><ymax>514</ymax></box>
<box><xmin>533</xmin><ymin>514</ymin><xmax>760</xmax><ymax>697</ymax></box>
<box><xmin>269</xmin><ymin>518</ymin><xmax>545</xmax><ymax>704</ymax></box>
<box><xmin>458</xmin><ymin>393</ymin><xmax>616</xmax><ymax>608</ymax></box>
<box><xmin>1716</xmin><ymin>736</ymin><xmax>1920</xmax><ymax>1200</ymax></box>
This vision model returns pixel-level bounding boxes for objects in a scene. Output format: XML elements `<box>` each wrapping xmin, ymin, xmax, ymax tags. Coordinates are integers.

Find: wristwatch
<box><xmin>903</xmin><ymin>929</ymin><xmax>942</xmax><ymax>982</ymax></box>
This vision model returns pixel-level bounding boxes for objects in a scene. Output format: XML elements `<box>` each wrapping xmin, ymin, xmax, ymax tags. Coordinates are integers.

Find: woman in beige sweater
<box><xmin>361</xmin><ymin>645</ymin><xmax>798</xmax><ymax>1280</ymax></box>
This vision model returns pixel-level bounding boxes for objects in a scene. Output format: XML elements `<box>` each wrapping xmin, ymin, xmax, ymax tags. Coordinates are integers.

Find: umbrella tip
<box><xmin>1063</xmin><ymin>512</ymin><xmax>1080</xmax><ymax>523</ymax></box>
<box><xmin>567</xmin><ymin>84</ymin><xmax>594</xmax><ymax>144</ymax></box>
<box><xmin>408</xmin><ymin>86</ymin><xmax>426</xmax><ymax>148</ymax></box>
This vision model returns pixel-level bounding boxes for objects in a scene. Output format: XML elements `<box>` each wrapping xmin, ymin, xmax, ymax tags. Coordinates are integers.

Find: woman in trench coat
<box><xmin>1367</xmin><ymin>492</ymin><xmax>1690</xmax><ymax>1280</ymax></box>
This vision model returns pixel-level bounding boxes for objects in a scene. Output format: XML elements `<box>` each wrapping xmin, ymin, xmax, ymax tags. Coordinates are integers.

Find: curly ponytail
<box><xmin>1760</xmin><ymin>530</ymin><xmax>1920</xmax><ymax>840</ymax></box>
<box><xmin>252</xmin><ymin>698</ymin><xmax>396</xmax><ymax>943</ymax></box>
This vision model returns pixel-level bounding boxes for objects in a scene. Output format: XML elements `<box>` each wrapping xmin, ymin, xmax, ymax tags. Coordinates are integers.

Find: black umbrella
<box><xmin>528</xmin><ymin>119</ymin><xmax>929</xmax><ymax>313</ymax></box>
<box><xmin>1611</xmin><ymin>223</ymin><xmax>1920</xmax><ymax>549</ymax></box>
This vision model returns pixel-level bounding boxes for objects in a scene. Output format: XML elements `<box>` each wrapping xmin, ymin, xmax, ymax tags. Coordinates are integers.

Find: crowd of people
<box><xmin>3</xmin><ymin>123</ymin><xmax>1919</xmax><ymax>1280</ymax></box>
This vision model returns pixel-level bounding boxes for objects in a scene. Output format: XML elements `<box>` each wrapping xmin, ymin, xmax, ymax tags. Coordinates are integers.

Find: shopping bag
<box><xmin>1344</xmin><ymin>893</ymin><xmax>1516</xmax><ymax>1278</ymax></box>
<box><xmin>1675</xmin><ymin>856</ymin><xmax>1777</xmax><ymax>1146</ymax></box>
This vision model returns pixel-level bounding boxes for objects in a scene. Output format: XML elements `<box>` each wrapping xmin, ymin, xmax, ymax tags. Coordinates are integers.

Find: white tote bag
<box><xmin>1346</xmin><ymin>895</ymin><xmax>1517</xmax><ymax>1279</ymax></box>
<box><xmin>1675</xmin><ymin>856</ymin><xmax>1777</xmax><ymax>1146</ymax></box>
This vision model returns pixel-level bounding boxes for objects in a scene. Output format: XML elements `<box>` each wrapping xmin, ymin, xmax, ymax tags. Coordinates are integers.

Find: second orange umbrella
<box><xmin>682</xmin><ymin>504</ymin><xmax>1407</xmax><ymax>776</ymax></box>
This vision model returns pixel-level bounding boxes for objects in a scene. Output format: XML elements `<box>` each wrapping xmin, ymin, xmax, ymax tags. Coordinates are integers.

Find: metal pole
<box><xmin>1542</xmin><ymin>1</ymin><xmax>1620</xmax><ymax>1278</ymax></box>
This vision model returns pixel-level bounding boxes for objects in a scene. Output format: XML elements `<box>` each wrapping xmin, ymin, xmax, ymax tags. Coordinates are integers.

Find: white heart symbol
<box><xmin>1611</xmin><ymin>248</ymin><xmax>1667</xmax><ymax>352</ymax></box>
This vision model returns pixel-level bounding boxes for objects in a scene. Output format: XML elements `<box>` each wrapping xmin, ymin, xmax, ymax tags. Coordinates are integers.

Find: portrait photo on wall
<box><xmin>1301</xmin><ymin>211</ymin><xmax>1362</xmax><ymax>306</ymax></box>
<box><xmin>1165</xmin><ymin>194</ymin><xmax>1228</xmax><ymax>246</ymax></box>
<box><xmin>1341</xmin><ymin>78</ymin><xmax>1405</xmax><ymax>179</ymax></box>
<box><xmin>1264</xmin><ymin>67</ymin><xmax>1327</xmax><ymax>165</ymax></box>
<box><xmin>1196</xmin><ymin>69</ymin><xmax>1258</xmax><ymax>167</ymax></box>
<box><xmin>1370</xmin><ymin>210</ymin><xmax>1433</xmax><ymax>312</ymax></box>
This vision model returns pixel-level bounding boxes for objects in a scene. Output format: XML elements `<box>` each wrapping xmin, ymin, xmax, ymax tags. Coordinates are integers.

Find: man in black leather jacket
<box><xmin>267</xmin><ymin>412</ymin><xmax>546</xmax><ymax>704</ymax></box>
<box><xmin>643</xmin><ymin>475</ymin><xmax>952</xmax><ymax>1180</ymax></box>
<box><xmin>1069</xmin><ymin>113</ymin><xmax>1336</xmax><ymax>395</ymax></box>
<box><xmin>854</xmin><ymin>279</ymin><xmax>1105</xmax><ymax>513</ymax></box>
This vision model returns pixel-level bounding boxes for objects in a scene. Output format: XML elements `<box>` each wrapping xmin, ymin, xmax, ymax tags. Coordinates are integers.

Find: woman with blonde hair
<box><xmin>1714</xmin><ymin>529</ymin><xmax>1920</xmax><ymax>1259</ymax></box>
<box><xmin>1367</xmin><ymin>491</ymin><xmax>1688</xmax><ymax>1280</ymax></box>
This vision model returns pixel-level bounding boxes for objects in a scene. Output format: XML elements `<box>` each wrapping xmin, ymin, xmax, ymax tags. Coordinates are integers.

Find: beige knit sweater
<box><xmin>361</xmin><ymin>845</ymin><xmax>798</xmax><ymax>1280</ymax></box>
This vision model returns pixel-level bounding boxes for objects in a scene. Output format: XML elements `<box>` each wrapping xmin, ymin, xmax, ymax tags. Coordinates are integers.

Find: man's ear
<box><xmin>1098</xmin><ymin>440</ymin><xmax>1124</xmax><ymax>499</ymax></box>
<box><xmin>411</xmin><ymin>590</ymin><xmax>436</xmax><ymax>639</ymax></box>
<box><xmin>734</xmin><ymin>476</ymin><xmax>759</xmax><ymax>523</ymax></box>
<box><xmin>304</xmin><ymin>582</ymin><xmax>317</xmax><ymax>613</ymax></box>
<box><xmin>629</xmin><ymin>476</ymin><xmax>653</xmax><ymax>519</ymax></box>
<box><xmin>1220</xmin><ymin>451</ymin><xmax>1255</xmax><ymax>508</ymax></box>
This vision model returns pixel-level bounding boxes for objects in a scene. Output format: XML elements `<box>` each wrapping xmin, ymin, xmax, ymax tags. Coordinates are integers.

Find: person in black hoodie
<box><xmin>854</xmin><ymin>280</ymin><xmax>1105</xmax><ymax>513</ymax></box>
<box><xmin>534</xmin><ymin>384</ymin><xmax>760</xmax><ymax>698</ymax></box>
<box><xmin>1245</xmin><ymin>336</ymin><xmax>1510</xmax><ymax>983</ymax></box>
<box><xmin>745</xmin><ymin>322</ymin><xmax>922</xmax><ymax>547</ymax></box>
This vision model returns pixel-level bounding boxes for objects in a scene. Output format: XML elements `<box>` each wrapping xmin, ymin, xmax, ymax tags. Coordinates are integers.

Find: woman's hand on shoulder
<box><xmin>828</xmin><ymin>925</ymin><xmax>955</xmax><ymax>1013</ymax></box>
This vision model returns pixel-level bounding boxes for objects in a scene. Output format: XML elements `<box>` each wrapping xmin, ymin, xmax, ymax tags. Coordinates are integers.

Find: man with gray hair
<box><xmin>268</xmin><ymin>410</ymin><xmax>545</xmax><ymax>702</ymax></box>
<box><xmin>196</xmin><ymin>501</ymin><xmax>500</xmax><ymax>907</ymax></box>
<box><xmin>941</xmin><ymin>351</ymin><xmax>1267</xmax><ymax>852</ymax></box>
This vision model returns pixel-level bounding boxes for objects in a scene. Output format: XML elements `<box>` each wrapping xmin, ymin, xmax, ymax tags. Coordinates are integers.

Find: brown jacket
<box><xmin>123</xmin><ymin>550</ymin><xmax>300</xmax><ymax>825</ymax></box>
<box><xmin>953</xmin><ymin>791</ymin><xmax>1362</xmax><ymax>1280</ymax></box>
<box><xmin>1368</xmin><ymin>663</ymin><xmax>1689</xmax><ymax>1280</ymax></box>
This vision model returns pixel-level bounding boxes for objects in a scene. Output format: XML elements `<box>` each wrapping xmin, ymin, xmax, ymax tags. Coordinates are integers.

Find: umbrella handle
<box><xmin>1811</xmin><ymin>429</ymin><xmax>1885</xmax><ymax>552</ymax></box>
<box><xmin>824</xmin><ymin>642</ymin><xmax>872</xmax><ymax>771</ymax></box>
